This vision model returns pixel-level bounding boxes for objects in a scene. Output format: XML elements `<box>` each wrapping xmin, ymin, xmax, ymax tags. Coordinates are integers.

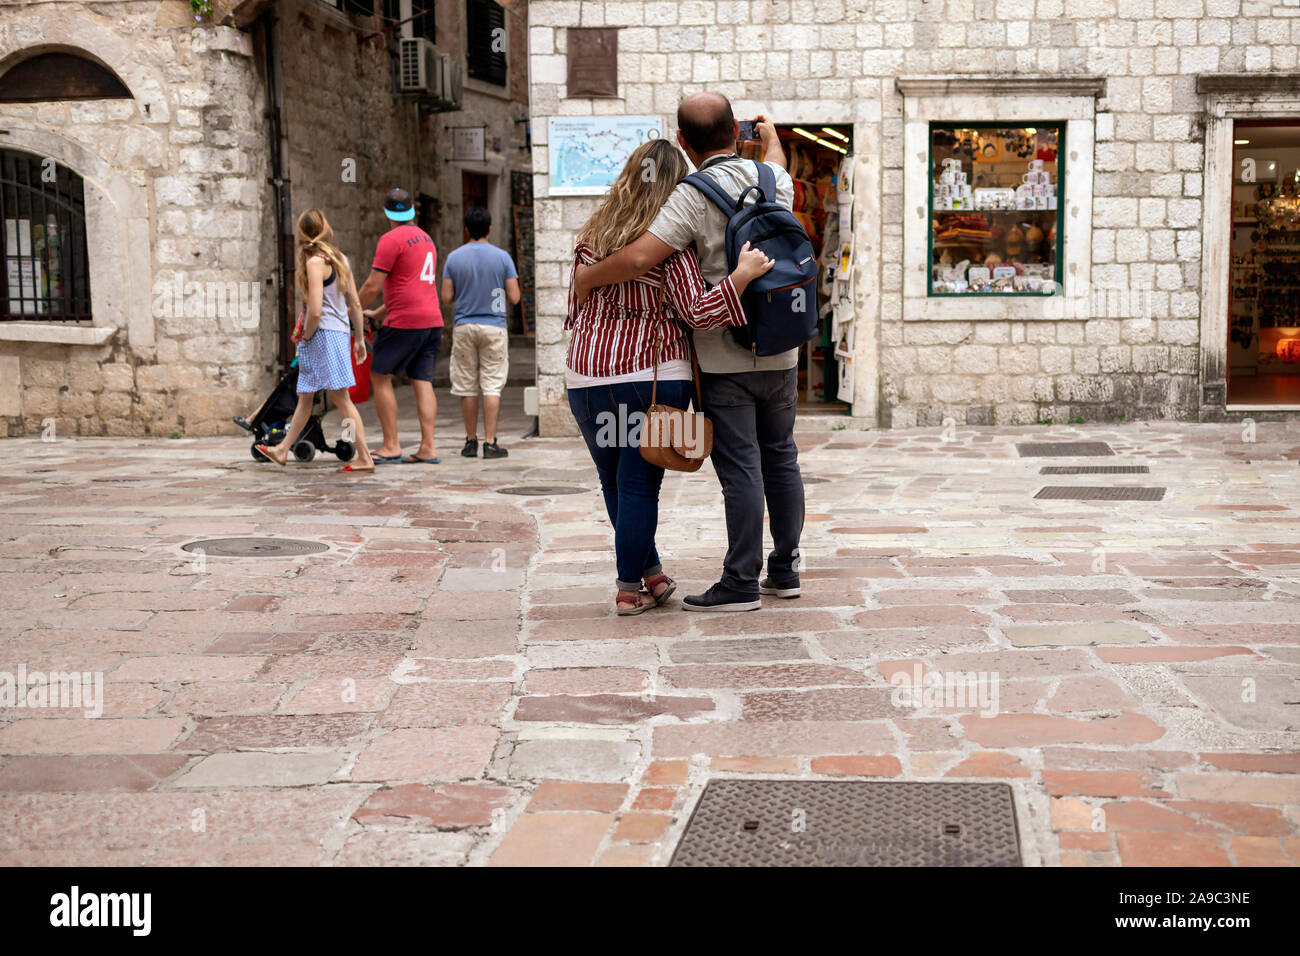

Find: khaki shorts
<box><xmin>449</xmin><ymin>323</ymin><xmax>509</xmax><ymax>397</ymax></box>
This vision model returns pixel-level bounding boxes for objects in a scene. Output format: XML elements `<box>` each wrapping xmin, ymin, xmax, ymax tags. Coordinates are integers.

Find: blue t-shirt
<box><xmin>443</xmin><ymin>241</ymin><xmax>518</xmax><ymax>328</ymax></box>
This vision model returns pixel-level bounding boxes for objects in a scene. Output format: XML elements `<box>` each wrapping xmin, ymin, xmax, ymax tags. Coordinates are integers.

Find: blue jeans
<box><xmin>569</xmin><ymin>379</ymin><xmax>692</xmax><ymax>589</ymax></box>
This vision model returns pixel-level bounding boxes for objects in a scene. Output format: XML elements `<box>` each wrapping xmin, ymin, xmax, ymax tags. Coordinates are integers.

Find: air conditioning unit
<box><xmin>398</xmin><ymin>37</ymin><xmax>463</xmax><ymax>112</ymax></box>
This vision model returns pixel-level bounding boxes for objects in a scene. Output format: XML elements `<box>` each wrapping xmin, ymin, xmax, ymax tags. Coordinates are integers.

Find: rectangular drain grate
<box><xmin>1035</xmin><ymin>485</ymin><xmax>1166</xmax><ymax>500</ymax></box>
<box><xmin>1016</xmin><ymin>441</ymin><xmax>1115</xmax><ymax>457</ymax></box>
<box><xmin>670</xmin><ymin>780</ymin><xmax>1021</xmax><ymax>867</ymax></box>
<box><xmin>1039</xmin><ymin>465</ymin><xmax>1150</xmax><ymax>475</ymax></box>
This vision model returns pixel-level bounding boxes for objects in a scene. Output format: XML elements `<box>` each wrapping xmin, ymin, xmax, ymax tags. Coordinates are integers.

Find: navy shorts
<box><xmin>370</xmin><ymin>325</ymin><xmax>443</xmax><ymax>382</ymax></box>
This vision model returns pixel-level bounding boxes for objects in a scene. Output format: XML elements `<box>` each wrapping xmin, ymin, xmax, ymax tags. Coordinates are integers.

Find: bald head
<box><xmin>676</xmin><ymin>92</ymin><xmax>736</xmax><ymax>156</ymax></box>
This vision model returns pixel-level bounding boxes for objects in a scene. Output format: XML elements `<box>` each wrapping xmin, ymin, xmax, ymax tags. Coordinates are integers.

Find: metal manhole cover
<box><xmin>671</xmin><ymin>780</ymin><xmax>1021</xmax><ymax>867</ymax></box>
<box><xmin>1034</xmin><ymin>486</ymin><xmax>1166</xmax><ymax>501</ymax></box>
<box><xmin>180</xmin><ymin>537</ymin><xmax>329</xmax><ymax>557</ymax></box>
<box><xmin>1016</xmin><ymin>441</ymin><xmax>1114</xmax><ymax>457</ymax></box>
<box><xmin>1039</xmin><ymin>465</ymin><xmax>1149</xmax><ymax>475</ymax></box>
<box><xmin>496</xmin><ymin>485</ymin><xmax>589</xmax><ymax>496</ymax></box>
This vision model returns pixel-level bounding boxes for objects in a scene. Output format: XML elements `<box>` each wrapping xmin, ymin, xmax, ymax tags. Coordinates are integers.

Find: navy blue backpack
<box><xmin>682</xmin><ymin>160</ymin><xmax>819</xmax><ymax>357</ymax></box>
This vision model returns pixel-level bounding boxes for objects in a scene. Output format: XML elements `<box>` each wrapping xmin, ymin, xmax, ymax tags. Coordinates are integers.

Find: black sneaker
<box><xmin>681</xmin><ymin>582</ymin><xmax>760</xmax><ymax>613</ymax></box>
<box><xmin>483</xmin><ymin>440</ymin><xmax>509</xmax><ymax>459</ymax></box>
<box><xmin>461</xmin><ymin>438</ymin><xmax>478</xmax><ymax>458</ymax></box>
<box><xmin>759</xmin><ymin>577</ymin><xmax>801</xmax><ymax>598</ymax></box>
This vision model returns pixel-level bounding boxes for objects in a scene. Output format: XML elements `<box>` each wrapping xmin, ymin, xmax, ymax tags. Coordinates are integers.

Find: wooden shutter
<box><xmin>466</xmin><ymin>0</ymin><xmax>507</xmax><ymax>86</ymax></box>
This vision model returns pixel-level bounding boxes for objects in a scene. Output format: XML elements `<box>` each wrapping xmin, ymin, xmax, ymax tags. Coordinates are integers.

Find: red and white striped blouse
<box><xmin>565</xmin><ymin>241</ymin><xmax>745</xmax><ymax>378</ymax></box>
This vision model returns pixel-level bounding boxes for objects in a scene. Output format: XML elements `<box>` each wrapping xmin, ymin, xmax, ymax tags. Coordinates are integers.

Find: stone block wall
<box><xmin>0</xmin><ymin>0</ymin><xmax>532</xmax><ymax>438</ymax></box>
<box><xmin>280</xmin><ymin>0</ymin><xmax>532</xmax><ymax>350</ymax></box>
<box><xmin>527</xmin><ymin>0</ymin><xmax>1300</xmax><ymax>431</ymax></box>
<box><xmin>278</xmin><ymin>0</ymin><xmax>426</xmax><ymax>287</ymax></box>
<box><xmin>0</xmin><ymin>1</ymin><xmax>272</xmax><ymax>437</ymax></box>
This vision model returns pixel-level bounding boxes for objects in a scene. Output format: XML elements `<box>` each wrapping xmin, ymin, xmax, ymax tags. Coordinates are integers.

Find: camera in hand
<box><xmin>738</xmin><ymin>120</ymin><xmax>756</xmax><ymax>142</ymax></box>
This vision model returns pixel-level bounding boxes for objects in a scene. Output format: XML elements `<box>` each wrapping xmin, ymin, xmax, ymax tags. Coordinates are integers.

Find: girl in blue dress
<box><xmin>258</xmin><ymin>209</ymin><xmax>375</xmax><ymax>472</ymax></box>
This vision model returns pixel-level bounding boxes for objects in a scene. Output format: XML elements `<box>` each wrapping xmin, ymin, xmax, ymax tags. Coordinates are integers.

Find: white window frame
<box><xmin>897</xmin><ymin>75</ymin><xmax>1104</xmax><ymax>322</ymax></box>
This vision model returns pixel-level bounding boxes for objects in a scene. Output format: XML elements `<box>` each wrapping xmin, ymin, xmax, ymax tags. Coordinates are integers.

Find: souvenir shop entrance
<box><xmin>1228</xmin><ymin>120</ymin><xmax>1300</xmax><ymax>406</ymax></box>
<box><xmin>740</xmin><ymin>123</ymin><xmax>856</xmax><ymax>412</ymax></box>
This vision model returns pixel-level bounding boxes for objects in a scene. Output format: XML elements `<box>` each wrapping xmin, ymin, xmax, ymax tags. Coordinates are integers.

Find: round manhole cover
<box><xmin>181</xmin><ymin>537</ymin><xmax>329</xmax><ymax>558</ymax></box>
<box><xmin>497</xmin><ymin>484</ymin><xmax>590</xmax><ymax>496</ymax></box>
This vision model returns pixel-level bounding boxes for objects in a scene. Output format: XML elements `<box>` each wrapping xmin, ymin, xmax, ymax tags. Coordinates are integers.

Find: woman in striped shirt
<box><xmin>566</xmin><ymin>138</ymin><xmax>774</xmax><ymax>616</ymax></box>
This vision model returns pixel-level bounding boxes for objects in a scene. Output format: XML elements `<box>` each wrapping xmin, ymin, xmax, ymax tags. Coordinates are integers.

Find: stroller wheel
<box><xmin>292</xmin><ymin>441</ymin><xmax>316</xmax><ymax>462</ymax></box>
<box><xmin>335</xmin><ymin>440</ymin><xmax>355</xmax><ymax>462</ymax></box>
<box><xmin>251</xmin><ymin>442</ymin><xmax>269</xmax><ymax>462</ymax></box>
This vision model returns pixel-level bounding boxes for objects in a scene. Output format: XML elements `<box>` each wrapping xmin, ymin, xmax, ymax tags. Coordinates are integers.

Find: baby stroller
<box><xmin>236</xmin><ymin>359</ymin><xmax>356</xmax><ymax>464</ymax></box>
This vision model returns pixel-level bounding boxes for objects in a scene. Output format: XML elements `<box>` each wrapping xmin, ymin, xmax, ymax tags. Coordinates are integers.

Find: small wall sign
<box><xmin>567</xmin><ymin>28</ymin><xmax>619</xmax><ymax>98</ymax></box>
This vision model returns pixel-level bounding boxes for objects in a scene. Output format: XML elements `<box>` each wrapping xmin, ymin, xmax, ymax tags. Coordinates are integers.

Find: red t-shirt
<box><xmin>372</xmin><ymin>224</ymin><xmax>443</xmax><ymax>329</ymax></box>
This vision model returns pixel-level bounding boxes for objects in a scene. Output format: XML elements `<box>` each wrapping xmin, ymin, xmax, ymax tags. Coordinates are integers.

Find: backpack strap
<box><xmin>753</xmin><ymin>159</ymin><xmax>776</xmax><ymax>203</ymax></box>
<box><xmin>681</xmin><ymin>171</ymin><xmax>743</xmax><ymax>215</ymax></box>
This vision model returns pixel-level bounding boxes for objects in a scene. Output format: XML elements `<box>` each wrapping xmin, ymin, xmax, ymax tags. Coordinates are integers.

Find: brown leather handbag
<box><xmin>640</xmin><ymin>277</ymin><xmax>713</xmax><ymax>472</ymax></box>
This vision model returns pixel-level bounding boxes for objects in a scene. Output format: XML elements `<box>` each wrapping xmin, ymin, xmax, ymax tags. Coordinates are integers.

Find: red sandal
<box><xmin>616</xmin><ymin>588</ymin><xmax>654</xmax><ymax>616</ymax></box>
<box><xmin>642</xmin><ymin>573</ymin><xmax>676</xmax><ymax>607</ymax></box>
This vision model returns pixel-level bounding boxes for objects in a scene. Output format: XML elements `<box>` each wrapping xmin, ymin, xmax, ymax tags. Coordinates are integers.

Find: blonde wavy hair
<box><xmin>577</xmin><ymin>138</ymin><xmax>689</xmax><ymax>259</ymax></box>
<box><xmin>295</xmin><ymin>208</ymin><xmax>355</xmax><ymax>300</ymax></box>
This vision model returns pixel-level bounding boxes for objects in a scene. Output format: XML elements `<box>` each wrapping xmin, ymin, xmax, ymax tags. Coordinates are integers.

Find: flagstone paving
<box><xmin>0</xmin><ymin>400</ymin><xmax>1298</xmax><ymax>866</ymax></box>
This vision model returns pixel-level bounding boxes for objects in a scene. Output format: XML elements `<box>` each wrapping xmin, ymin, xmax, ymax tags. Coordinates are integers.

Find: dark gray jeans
<box><xmin>700</xmin><ymin>367</ymin><xmax>805</xmax><ymax>595</ymax></box>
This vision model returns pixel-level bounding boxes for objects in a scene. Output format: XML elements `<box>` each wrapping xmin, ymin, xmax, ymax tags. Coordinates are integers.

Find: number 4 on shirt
<box><xmin>420</xmin><ymin>252</ymin><xmax>435</xmax><ymax>284</ymax></box>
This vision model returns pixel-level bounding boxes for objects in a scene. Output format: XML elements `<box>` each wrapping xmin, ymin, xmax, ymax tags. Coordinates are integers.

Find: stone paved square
<box><xmin>1</xmin><ymin>397</ymin><xmax>1296</xmax><ymax>867</ymax></box>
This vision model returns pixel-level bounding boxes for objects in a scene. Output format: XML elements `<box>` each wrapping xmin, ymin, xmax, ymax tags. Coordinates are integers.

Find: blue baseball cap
<box><xmin>384</xmin><ymin>187</ymin><xmax>415</xmax><ymax>222</ymax></box>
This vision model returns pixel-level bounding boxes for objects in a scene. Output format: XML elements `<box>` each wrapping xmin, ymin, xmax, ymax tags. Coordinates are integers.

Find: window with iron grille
<box><xmin>466</xmin><ymin>0</ymin><xmax>506</xmax><ymax>86</ymax></box>
<box><xmin>0</xmin><ymin>150</ymin><xmax>92</xmax><ymax>322</ymax></box>
<box><xmin>383</xmin><ymin>0</ymin><xmax>435</xmax><ymax>45</ymax></box>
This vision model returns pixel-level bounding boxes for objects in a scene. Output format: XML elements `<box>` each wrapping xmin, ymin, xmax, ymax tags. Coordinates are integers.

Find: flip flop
<box><xmin>255</xmin><ymin>444</ymin><xmax>287</xmax><ymax>467</ymax></box>
<box><xmin>373</xmin><ymin>454</ymin><xmax>404</xmax><ymax>464</ymax></box>
<box><xmin>401</xmin><ymin>455</ymin><xmax>441</xmax><ymax>464</ymax></box>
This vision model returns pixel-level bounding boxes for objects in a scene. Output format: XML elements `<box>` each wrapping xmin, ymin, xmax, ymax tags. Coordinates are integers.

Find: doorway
<box><xmin>461</xmin><ymin>170</ymin><xmax>489</xmax><ymax>242</ymax></box>
<box><xmin>1227</xmin><ymin>121</ymin><xmax>1300</xmax><ymax>405</ymax></box>
<box><xmin>747</xmin><ymin>124</ymin><xmax>854</xmax><ymax>411</ymax></box>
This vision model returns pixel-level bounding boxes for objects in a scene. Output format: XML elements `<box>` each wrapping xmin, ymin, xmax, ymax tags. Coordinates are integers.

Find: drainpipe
<box><xmin>261</xmin><ymin>6</ymin><xmax>294</xmax><ymax>369</ymax></box>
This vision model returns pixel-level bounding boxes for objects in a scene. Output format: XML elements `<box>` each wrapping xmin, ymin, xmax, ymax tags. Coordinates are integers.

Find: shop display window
<box><xmin>928</xmin><ymin>122</ymin><xmax>1064</xmax><ymax>296</ymax></box>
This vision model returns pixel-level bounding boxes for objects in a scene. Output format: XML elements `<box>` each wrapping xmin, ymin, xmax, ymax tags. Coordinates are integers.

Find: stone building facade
<box><xmin>527</xmin><ymin>0</ymin><xmax>1300</xmax><ymax>433</ymax></box>
<box><xmin>0</xmin><ymin>0</ymin><xmax>531</xmax><ymax>437</ymax></box>
<box><xmin>0</xmin><ymin>1</ymin><xmax>268</xmax><ymax>437</ymax></box>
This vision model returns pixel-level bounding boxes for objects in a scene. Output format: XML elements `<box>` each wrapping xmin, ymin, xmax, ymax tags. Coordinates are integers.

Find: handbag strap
<box><xmin>690</xmin><ymin>338</ymin><xmax>704</xmax><ymax>412</ymax></box>
<box><xmin>650</xmin><ymin>270</ymin><xmax>706</xmax><ymax>412</ymax></box>
<box><xmin>650</xmin><ymin>274</ymin><xmax>666</xmax><ymax>407</ymax></box>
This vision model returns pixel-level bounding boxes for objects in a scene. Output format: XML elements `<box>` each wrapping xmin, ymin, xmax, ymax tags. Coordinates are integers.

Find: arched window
<box><xmin>1</xmin><ymin>150</ymin><xmax>92</xmax><ymax>322</ymax></box>
<box><xmin>0</xmin><ymin>52</ymin><xmax>131</xmax><ymax>103</ymax></box>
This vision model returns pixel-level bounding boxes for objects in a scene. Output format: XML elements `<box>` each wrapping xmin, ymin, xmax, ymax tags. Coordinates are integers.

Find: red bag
<box><xmin>348</xmin><ymin>330</ymin><xmax>372</xmax><ymax>404</ymax></box>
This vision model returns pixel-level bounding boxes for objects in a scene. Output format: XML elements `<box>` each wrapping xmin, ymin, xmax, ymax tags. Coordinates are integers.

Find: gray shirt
<box><xmin>648</xmin><ymin>156</ymin><xmax>799</xmax><ymax>374</ymax></box>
